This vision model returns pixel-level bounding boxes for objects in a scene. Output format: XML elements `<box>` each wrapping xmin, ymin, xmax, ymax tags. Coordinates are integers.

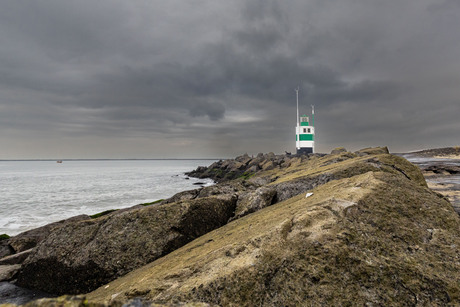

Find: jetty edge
<box><xmin>1</xmin><ymin>146</ymin><xmax>459</xmax><ymax>306</ymax></box>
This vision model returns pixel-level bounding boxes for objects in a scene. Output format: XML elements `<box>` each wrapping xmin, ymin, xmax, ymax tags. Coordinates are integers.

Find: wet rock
<box><xmin>16</xmin><ymin>197</ymin><xmax>237</xmax><ymax>295</ymax></box>
<box><xmin>0</xmin><ymin>248</ymin><xmax>33</xmax><ymax>265</ymax></box>
<box><xmin>8</xmin><ymin>215</ymin><xmax>90</xmax><ymax>253</ymax></box>
<box><xmin>423</xmin><ymin>164</ymin><xmax>460</xmax><ymax>175</ymax></box>
<box><xmin>0</xmin><ymin>265</ymin><xmax>21</xmax><ymax>281</ymax></box>
<box><xmin>0</xmin><ymin>240</ymin><xmax>13</xmax><ymax>259</ymax></box>
<box><xmin>0</xmin><ymin>282</ymin><xmax>52</xmax><ymax>305</ymax></box>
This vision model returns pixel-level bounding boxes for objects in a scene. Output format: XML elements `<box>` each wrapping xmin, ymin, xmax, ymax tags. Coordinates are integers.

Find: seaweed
<box><xmin>90</xmin><ymin>209</ymin><xmax>119</xmax><ymax>219</ymax></box>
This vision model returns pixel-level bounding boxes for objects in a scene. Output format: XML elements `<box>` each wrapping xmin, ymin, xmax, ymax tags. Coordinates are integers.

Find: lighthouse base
<box><xmin>296</xmin><ymin>147</ymin><xmax>313</xmax><ymax>155</ymax></box>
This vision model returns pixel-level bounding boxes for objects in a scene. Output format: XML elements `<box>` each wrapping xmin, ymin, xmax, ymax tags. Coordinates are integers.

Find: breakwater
<box><xmin>1</xmin><ymin>147</ymin><xmax>460</xmax><ymax>306</ymax></box>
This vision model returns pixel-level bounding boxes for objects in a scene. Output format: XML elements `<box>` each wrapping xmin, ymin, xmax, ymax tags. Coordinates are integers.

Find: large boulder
<box><xmin>231</xmin><ymin>187</ymin><xmax>277</xmax><ymax>220</ymax></box>
<box><xmin>16</xmin><ymin>197</ymin><xmax>237</xmax><ymax>295</ymax></box>
<box><xmin>8</xmin><ymin>215</ymin><xmax>90</xmax><ymax>253</ymax></box>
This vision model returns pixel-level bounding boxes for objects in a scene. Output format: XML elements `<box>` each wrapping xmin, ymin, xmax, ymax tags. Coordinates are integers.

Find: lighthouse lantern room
<box><xmin>295</xmin><ymin>88</ymin><xmax>315</xmax><ymax>154</ymax></box>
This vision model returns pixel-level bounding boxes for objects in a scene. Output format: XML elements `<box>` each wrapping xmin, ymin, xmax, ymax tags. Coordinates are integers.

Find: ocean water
<box><xmin>403</xmin><ymin>155</ymin><xmax>460</xmax><ymax>185</ymax></box>
<box><xmin>0</xmin><ymin>160</ymin><xmax>215</xmax><ymax>236</ymax></box>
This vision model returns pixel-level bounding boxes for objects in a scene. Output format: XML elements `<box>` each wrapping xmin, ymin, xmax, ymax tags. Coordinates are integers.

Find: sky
<box><xmin>1</xmin><ymin>0</ymin><xmax>459</xmax><ymax>159</ymax></box>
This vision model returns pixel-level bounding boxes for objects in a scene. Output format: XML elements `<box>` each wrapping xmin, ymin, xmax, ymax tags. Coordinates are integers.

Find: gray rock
<box><xmin>274</xmin><ymin>173</ymin><xmax>334</xmax><ymax>202</ymax></box>
<box><xmin>331</xmin><ymin>147</ymin><xmax>347</xmax><ymax>155</ymax></box>
<box><xmin>423</xmin><ymin>164</ymin><xmax>460</xmax><ymax>175</ymax></box>
<box><xmin>354</xmin><ymin>146</ymin><xmax>389</xmax><ymax>156</ymax></box>
<box><xmin>247</xmin><ymin>165</ymin><xmax>259</xmax><ymax>173</ymax></box>
<box><xmin>0</xmin><ymin>282</ymin><xmax>52</xmax><ymax>305</ymax></box>
<box><xmin>164</xmin><ymin>189</ymin><xmax>200</xmax><ymax>204</ymax></box>
<box><xmin>231</xmin><ymin>187</ymin><xmax>277</xmax><ymax>220</ymax></box>
<box><xmin>16</xmin><ymin>197</ymin><xmax>237</xmax><ymax>295</ymax></box>
<box><xmin>8</xmin><ymin>215</ymin><xmax>90</xmax><ymax>253</ymax></box>
<box><xmin>0</xmin><ymin>241</ymin><xmax>13</xmax><ymax>259</ymax></box>
<box><xmin>247</xmin><ymin>157</ymin><xmax>263</xmax><ymax>168</ymax></box>
<box><xmin>235</xmin><ymin>153</ymin><xmax>251</xmax><ymax>165</ymax></box>
<box><xmin>265</xmin><ymin>152</ymin><xmax>276</xmax><ymax>160</ymax></box>
<box><xmin>0</xmin><ymin>265</ymin><xmax>21</xmax><ymax>281</ymax></box>
<box><xmin>261</xmin><ymin>160</ymin><xmax>276</xmax><ymax>171</ymax></box>
<box><xmin>0</xmin><ymin>248</ymin><xmax>33</xmax><ymax>265</ymax></box>
<box><xmin>197</xmin><ymin>181</ymin><xmax>256</xmax><ymax>201</ymax></box>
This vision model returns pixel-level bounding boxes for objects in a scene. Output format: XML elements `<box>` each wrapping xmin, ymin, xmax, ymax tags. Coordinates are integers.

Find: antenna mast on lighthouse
<box><xmin>295</xmin><ymin>87</ymin><xmax>300</xmax><ymax>149</ymax></box>
<box><xmin>294</xmin><ymin>87</ymin><xmax>315</xmax><ymax>155</ymax></box>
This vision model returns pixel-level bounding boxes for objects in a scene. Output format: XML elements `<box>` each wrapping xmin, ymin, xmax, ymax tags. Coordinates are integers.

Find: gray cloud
<box><xmin>0</xmin><ymin>0</ymin><xmax>459</xmax><ymax>158</ymax></box>
<box><xmin>189</xmin><ymin>101</ymin><xmax>225</xmax><ymax>121</ymax></box>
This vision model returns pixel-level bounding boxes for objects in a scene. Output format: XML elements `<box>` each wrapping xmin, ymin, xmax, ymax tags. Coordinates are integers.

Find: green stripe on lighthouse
<box><xmin>299</xmin><ymin>134</ymin><xmax>314</xmax><ymax>141</ymax></box>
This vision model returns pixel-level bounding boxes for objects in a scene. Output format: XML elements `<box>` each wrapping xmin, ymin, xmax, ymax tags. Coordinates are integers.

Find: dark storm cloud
<box><xmin>0</xmin><ymin>0</ymin><xmax>459</xmax><ymax>158</ymax></box>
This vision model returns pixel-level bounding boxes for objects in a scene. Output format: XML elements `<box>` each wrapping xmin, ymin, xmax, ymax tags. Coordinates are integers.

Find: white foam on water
<box><xmin>0</xmin><ymin>160</ymin><xmax>215</xmax><ymax>236</ymax></box>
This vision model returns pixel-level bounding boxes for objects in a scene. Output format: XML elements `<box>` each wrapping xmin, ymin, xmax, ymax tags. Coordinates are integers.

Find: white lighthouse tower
<box><xmin>295</xmin><ymin>88</ymin><xmax>315</xmax><ymax>154</ymax></box>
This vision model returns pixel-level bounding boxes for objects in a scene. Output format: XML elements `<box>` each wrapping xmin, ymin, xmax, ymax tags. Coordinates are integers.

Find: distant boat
<box><xmin>57</xmin><ymin>160</ymin><xmax>63</xmax><ymax>163</ymax></box>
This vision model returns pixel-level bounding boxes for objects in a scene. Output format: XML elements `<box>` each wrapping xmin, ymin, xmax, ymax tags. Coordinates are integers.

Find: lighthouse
<box><xmin>295</xmin><ymin>88</ymin><xmax>315</xmax><ymax>154</ymax></box>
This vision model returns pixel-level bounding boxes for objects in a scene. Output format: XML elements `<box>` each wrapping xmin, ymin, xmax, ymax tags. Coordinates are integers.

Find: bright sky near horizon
<box><xmin>1</xmin><ymin>0</ymin><xmax>459</xmax><ymax>159</ymax></box>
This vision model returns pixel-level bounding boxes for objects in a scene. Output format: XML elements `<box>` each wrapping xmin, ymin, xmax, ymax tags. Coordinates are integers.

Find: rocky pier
<box><xmin>1</xmin><ymin>147</ymin><xmax>459</xmax><ymax>306</ymax></box>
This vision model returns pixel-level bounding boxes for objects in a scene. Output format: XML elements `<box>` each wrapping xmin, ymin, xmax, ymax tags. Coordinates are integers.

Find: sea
<box><xmin>0</xmin><ymin>159</ymin><xmax>216</xmax><ymax>236</ymax></box>
<box><xmin>403</xmin><ymin>155</ymin><xmax>460</xmax><ymax>185</ymax></box>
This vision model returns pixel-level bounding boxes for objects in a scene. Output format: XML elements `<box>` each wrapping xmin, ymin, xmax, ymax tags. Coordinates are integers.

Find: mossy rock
<box><xmin>0</xmin><ymin>234</ymin><xmax>10</xmax><ymax>241</ymax></box>
<box><xmin>90</xmin><ymin>209</ymin><xmax>119</xmax><ymax>219</ymax></box>
<box><xmin>239</xmin><ymin>172</ymin><xmax>254</xmax><ymax>180</ymax></box>
<box><xmin>16</xmin><ymin>196</ymin><xmax>237</xmax><ymax>295</ymax></box>
<box><xmin>87</xmin><ymin>170</ymin><xmax>460</xmax><ymax>306</ymax></box>
<box><xmin>140</xmin><ymin>199</ymin><xmax>164</xmax><ymax>206</ymax></box>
